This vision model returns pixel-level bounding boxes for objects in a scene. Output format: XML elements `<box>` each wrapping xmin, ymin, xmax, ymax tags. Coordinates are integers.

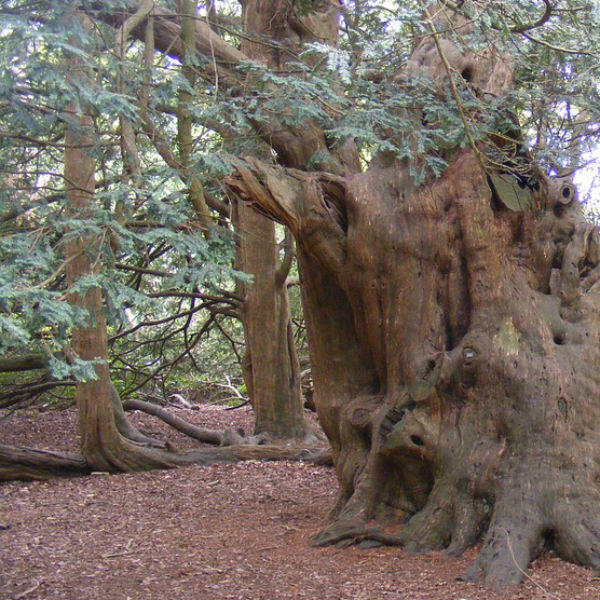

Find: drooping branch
<box><xmin>0</xmin><ymin>354</ymin><xmax>51</xmax><ymax>373</ymax></box>
<box><xmin>509</xmin><ymin>0</ymin><xmax>554</xmax><ymax>34</ymax></box>
<box><xmin>0</xmin><ymin>379</ymin><xmax>75</xmax><ymax>410</ymax></box>
<box><xmin>436</xmin><ymin>0</ymin><xmax>554</xmax><ymax>34</ymax></box>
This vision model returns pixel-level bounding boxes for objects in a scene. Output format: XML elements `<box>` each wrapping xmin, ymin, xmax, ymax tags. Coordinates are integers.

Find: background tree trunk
<box><xmin>235</xmin><ymin>0</ymin><xmax>361</xmax><ymax>440</ymax></box>
<box><xmin>234</xmin><ymin>0</ymin><xmax>310</xmax><ymax>439</ymax></box>
<box><xmin>234</xmin><ymin>203</ymin><xmax>305</xmax><ymax>438</ymax></box>
<box><xmin>177</xmin><ymin>0</ymin><xmax>213</xmax><ymax>231</ymax></box>
<box><xmin>63</xmin><ymin>12</ymin><xmax>176</xmax><ymax>472</ymax></box>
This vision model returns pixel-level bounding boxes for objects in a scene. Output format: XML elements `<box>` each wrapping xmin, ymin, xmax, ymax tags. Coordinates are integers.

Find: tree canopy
<box><xmin>0</xmin><ymin>0</ymin><xmax>598</xmax><ymax>391</ymax></box>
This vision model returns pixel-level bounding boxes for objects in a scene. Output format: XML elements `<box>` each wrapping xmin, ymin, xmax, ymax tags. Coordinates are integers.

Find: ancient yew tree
<box><xmin>226</xmin><ymin>0</ymin><xmax>600</xmax><ymax>590</ymax></box>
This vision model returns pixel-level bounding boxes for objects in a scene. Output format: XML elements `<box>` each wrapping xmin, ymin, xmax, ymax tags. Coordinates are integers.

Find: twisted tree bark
<box><xmin>229</xmin><ymin>137</ymin><xmax>600</xmax><ymax>591</ymax></box>
<box><xmin>227</xmin><ymin>12</ymin><xmax>600</xmax><ymax>586</ymax></box>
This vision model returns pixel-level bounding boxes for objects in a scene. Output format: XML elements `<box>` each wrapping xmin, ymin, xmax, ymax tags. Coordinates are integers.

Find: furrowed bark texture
<box><xmin>0</xmin><ymin>444</ymin><xmax>90</xmax><ymax>480</ymax></box>
<box><xmin>234</xmin><ymin>199</ymin><xmax>306</xmax><ymax>438</ymax></box>
<box><xmin>234</xmin><ymin>0</ymin><xmax>304</xmax><ymax>439</ymax></box>
<box><xmin>231</xmin><ymin>142</ymin><xmax>600</xmax><ymax>591</ymax></box>
<box><xmin>228</xmin><ymin>15</ymin><xmax>600</xmax><ymax>588</ymax></box>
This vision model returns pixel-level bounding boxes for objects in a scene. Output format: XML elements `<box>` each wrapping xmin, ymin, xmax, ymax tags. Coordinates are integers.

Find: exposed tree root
<box><xmin>310</xmin><ymin>523</ymin><xmax>403</xmax><ymax>548</ymax></box>
<box><xmin>0</xmin><ymin>441</ymin><xmax>332</xmax><ymax>481</ymax></box>
<box><xmin>122</xmin><ymin>399</ymin><xmax>224</xmax><ymax>445</ymax></box>
<box><xmin>554</xmin><ymin>502</ymin><xmax>600</xmax><ymax>570</ymax></box>
<box><xmin>122</xmin><ymin>398</ymin><xmax>285</xmax><ymax>447</ymax></box>
<box><xmin>462</xmin><ymin>501</ymin><xmax>545</xmax><ymax>589</ymax></box>
<box><xmin>0</xmin><ymin>444</ymin><xmax>90</xmax><ymax>480</ymax></box>
<box><xmin>111</xmin><ymin>388</ymin><xmax>168</xmax><ymax>449</ymax></box>
<box><xmin>0</xmin><ymin>378</ymin><xmax>332</xmax><ymax>481</ymax></box>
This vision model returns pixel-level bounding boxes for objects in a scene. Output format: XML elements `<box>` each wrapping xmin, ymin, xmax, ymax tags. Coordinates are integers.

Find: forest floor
<box><xmin>1</xmin><ymin>404</ymin><xmax>599</xmax><ymax>600</ymax></box>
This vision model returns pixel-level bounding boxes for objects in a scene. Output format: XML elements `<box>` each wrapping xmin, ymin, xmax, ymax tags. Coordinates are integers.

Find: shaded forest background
<box><xmin>2</xmin><ymin>0</ymin><xmax>600</xmax><ymax>592</ymax></box>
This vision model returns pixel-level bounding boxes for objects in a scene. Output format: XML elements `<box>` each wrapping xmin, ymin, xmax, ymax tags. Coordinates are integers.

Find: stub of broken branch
<box><xmin>228</xmin><ymin>158</ymin><xmax>302</xmax><ymax>234</ymax></box>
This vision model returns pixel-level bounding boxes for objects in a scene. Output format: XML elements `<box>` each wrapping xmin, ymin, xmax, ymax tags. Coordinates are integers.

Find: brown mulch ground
<box><xmin>1</xmin><ymin>405</ymin><xmax>599</xmax><ymax>600</ymax></box>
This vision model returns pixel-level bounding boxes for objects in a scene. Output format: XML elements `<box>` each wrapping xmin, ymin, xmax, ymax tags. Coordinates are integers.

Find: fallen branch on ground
<box><xmin>0</xmin><ymin>441</ymin><xmax>332</xmax><ymax>481</ymax></box>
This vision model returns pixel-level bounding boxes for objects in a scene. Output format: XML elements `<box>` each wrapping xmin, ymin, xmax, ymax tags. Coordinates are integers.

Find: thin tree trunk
<box><xmin>234</xmin><ymin>0</ymin><xmax>308</xmax><ymax>439</ymax></box>
<box><xmin>62</xmin><ymin>12</ymin><xmax>175</xmax><ymax>472</ymax></box>
<box><xmin>177</xmin><ymin>0</ymin><xmax>212</xmax><ymax>232</ymax></box>
<box><xmin>234</xmin><ymin>202</ymin><xmax>305</xmax><ymax>438</ymax></box>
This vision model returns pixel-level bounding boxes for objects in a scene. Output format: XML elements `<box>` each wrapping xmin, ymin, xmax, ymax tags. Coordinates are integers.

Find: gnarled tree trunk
<box><xmin>227</xmin><ymin>15</ymin><xmax>600</xmax><ymax>584</ymax></box>
<box><xmin>230</xmin><ymin>141</ymin><xmax>600</xmax><ymax>592</ymax></box>
<box><xmin>9</xmin><ymin>2</ymin><xmax>598</xmax><ymax>590</ymax></box>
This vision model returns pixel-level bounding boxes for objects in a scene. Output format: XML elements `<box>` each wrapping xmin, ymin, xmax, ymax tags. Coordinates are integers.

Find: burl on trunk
<box><xmin>228</xmin><ymin>13</ymin><xmax>600</xmax><ymax>589</ymax></box>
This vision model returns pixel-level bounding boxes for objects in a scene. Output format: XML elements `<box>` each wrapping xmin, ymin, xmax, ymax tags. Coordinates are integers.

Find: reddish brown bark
<box><xmin>230</xmin><ymin>135</ymin><xmax>600</xmax><ymax>592</ymax></box>
<box><xmin>227</xmin><ymin>13</ymin><xmax>600</xmax><ymax>587</ymax></box>
<box><xmin>233</xmin><ymin>0</ymin><xmax>330</xmax><ymax>439</ymax></box>
<box><xmin>233</xmin><ymin>0</ymin><xmax>362</xmax><ymax>440</ymax></box>
<box><xmin>234</xmin><ymin>201</ymin><xmax>306</xmax><ymax>438</ymax></box>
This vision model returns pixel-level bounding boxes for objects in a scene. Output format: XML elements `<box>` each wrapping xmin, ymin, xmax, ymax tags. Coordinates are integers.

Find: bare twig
<box><xmin>101</xmin><ymin>550</ymin><xmax>135</xmax><ymax>559</ymax></box>
<box><xmin>504</xmin><ymin>530</ymin><xmax>562</xmax><ymax>600</ymax></box>
<box><xmin>510</xmin><ymin>0</ymin><xmax>553</xmax><ymax>34</ymax></box>
<box><xmin>13</xmin><ymin>581</ymin><xmax>42</xmax><ymax>600</ymax></box>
